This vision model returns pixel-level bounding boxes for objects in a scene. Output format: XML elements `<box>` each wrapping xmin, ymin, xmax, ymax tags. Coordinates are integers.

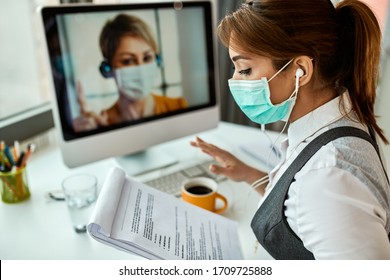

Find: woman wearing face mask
<box><xmin>191</xmin><ymin>0</ymin><xmax>390</xmax><ymax>259</ymax></box>
<box><xmin>73</xmin><ymin>14</ymin><xmax>188</xmax><ymax>131</ymax></box>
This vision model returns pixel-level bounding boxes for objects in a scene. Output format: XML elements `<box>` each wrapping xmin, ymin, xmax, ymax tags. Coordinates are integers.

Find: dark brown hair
<box><xmin>217</xmin><ymin>0</ymin><xmax>388</xmax><ymax>144</ymax></box>
<box><xmin>99</xmin><ymin>14</ymin><xmax>158</xmax><ymax>64</ymax></box>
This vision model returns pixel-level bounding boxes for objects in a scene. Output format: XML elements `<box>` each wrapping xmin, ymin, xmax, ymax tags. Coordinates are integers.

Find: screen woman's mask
<box><xmin>114</xmin><ymin>61</ymin><xmax>159</xmax><ymax>100</ymax></box>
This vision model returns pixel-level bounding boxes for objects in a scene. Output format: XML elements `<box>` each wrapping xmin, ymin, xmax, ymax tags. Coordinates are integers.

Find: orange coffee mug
<box><xmin>181</xmin><ymin>177</ymin><xmax>228</xmax><ymax>214</ymax></box>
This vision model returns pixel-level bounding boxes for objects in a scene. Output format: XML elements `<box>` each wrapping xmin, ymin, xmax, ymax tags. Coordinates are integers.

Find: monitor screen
<box><xmin>40</xmin><ymin>1</ymin><xmax>219</xmax><ymax>174</ymax></box>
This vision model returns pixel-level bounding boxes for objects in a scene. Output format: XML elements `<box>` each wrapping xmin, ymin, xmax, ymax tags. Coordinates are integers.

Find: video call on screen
<box><xmin>46</xmin><ymin>4</ymin><xmax>215</xmax><ymax>139</ymax></box>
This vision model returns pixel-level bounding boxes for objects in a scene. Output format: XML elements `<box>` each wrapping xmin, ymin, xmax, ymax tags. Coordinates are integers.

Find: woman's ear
<box><xmin>294</xmin><ymin>56</ymin><xmax>313</xmax><ymax>86</ymax></box>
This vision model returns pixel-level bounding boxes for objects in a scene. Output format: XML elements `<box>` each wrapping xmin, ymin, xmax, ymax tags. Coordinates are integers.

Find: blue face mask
<box><xmin>228</xmin><ymin>59</ymin><xmax>298</xmax><ymax>124</ymax></box>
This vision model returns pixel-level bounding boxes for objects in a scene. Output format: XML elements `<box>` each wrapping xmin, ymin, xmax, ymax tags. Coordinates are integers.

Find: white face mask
<box><xmin>114</xmin><ymin>62</ymin><xmax>159</xmax><ymax>100</ymax></box>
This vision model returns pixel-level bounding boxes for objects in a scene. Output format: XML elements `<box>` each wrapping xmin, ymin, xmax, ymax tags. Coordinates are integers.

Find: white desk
<box><xmin>0</xmin><ymin>122</ymin><xmax>275</xmax><ymax>260</ymax></box>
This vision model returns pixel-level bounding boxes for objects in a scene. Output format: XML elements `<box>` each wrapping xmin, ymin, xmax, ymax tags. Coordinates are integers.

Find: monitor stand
<box><xmin>115</xmin><ymin>147</ymin><xmax>178</xmax><ymax>176</ymax></box>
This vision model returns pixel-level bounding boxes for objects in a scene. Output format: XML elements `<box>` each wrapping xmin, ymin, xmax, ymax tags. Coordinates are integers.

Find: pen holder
<box><xmin>0</xmin><ymin>167</ymin><xmax>30</xmax><ymax>203</ymax></box>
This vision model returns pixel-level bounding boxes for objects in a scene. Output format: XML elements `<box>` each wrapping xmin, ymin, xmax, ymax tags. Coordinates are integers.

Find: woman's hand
<box><xmin>190</xmin><ymin>137</ymin><xmax>267</xmax><ymax>185</ymax></box>
<box><xmin>73</xmin><ymin>81</ymin><xmax>109</xmax><ymax>132</ymax></box>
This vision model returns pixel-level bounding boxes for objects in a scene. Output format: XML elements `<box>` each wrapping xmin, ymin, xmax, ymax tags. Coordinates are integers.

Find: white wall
<box><xmin>377</xmin><ymin>51</ymin><xmax>390</xmax><ymax>164</ymax></box>
<box><xmin>376</xmin><ymin>2</ymin><xmax>390</xmax><ymax>164</ymax></box>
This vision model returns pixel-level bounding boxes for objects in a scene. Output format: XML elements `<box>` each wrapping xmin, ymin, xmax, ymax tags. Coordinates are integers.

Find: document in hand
<box><xmin>87</xmin><ymin>167</ymin><xmax>243</xmax><ymax>260</ymax></box>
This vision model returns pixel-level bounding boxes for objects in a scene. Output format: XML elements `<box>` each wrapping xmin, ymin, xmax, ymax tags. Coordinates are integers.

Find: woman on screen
<box><xmin>191</xmin><ymin>0</ymin><xmax>390</xmax><ymax>259</ymax></box>
<box><xmin>73</xmin><ymin>14</ymin><xmax>188</xmax><ymax>132</ymax></box>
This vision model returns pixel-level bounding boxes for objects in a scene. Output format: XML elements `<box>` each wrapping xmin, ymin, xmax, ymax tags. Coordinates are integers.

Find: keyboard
<box><xmin>144</xmin><ymin>160</ymin><xmax>227</xmax><ymax>197</ymax></box>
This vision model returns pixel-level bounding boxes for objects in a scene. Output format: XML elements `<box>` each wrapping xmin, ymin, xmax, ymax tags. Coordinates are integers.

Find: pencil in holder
<box><xmin>0</xmin><ymin>167</ymin><xmax>31</xmax><ymax>203</ymax></box>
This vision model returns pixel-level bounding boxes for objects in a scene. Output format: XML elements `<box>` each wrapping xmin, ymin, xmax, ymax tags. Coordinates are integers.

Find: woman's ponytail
<box><xmin>336</xmin><ymin>0</ymin><xmax>388</xmax><ymax>144</ymax></box>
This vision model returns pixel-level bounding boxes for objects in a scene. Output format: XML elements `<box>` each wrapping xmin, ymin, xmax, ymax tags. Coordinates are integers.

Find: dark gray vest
<box><xmin>251</xmin><ymin>126</ymin><xmax>389</xmax><ymax>260</ymax></box>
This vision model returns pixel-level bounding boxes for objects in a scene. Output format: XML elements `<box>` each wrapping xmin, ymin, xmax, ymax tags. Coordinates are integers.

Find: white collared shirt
<box><xmin>262</xmin><ymin>93</ymin><xmax>390</xmax><ymax>259</ymax></box>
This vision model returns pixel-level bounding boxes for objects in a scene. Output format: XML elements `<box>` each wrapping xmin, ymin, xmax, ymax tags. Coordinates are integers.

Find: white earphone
<box><xmin>295</xmin><ymin>68</ymin><xmax>304</xmax><ymax>78</ymax></box>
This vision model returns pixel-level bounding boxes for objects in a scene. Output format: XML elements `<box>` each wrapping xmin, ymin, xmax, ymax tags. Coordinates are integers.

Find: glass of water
<box><xmin>62</xmin><ymin>174</ymin><xmax>97</xmax><ymax>233</ymax></box>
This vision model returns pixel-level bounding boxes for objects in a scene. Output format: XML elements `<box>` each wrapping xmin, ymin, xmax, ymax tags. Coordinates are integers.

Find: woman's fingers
<box><xmin>190</xmin><ymin>137</ymin><xmax>267</xmax><ymax>185</ymax></box>
<box><xmin>194</xmin><ymin>137</ymin><xmax>229</xmax><ymax>158</ymax></box>
<box><xmin>76</xmin><ymin>81</ymin><xmax>90</xmax><ymax>114</ymax></box>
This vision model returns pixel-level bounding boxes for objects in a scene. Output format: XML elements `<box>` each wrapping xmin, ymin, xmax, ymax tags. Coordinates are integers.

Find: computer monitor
<box><xmin>40</xmin><ymin>1</ymin><xmax>219</xmax><ymax>175</ymax></box>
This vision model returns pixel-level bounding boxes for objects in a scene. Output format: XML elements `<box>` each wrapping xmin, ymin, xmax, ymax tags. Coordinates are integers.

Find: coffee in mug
<box><xmin>186</xmin><ymin>185</ymin><xmax>213</xmax><ymax>195</ymax></box>
<box><xmin>181</xmin><ymin>177</ymin><xmax>227</xmax><ymax>213</ymax></box>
